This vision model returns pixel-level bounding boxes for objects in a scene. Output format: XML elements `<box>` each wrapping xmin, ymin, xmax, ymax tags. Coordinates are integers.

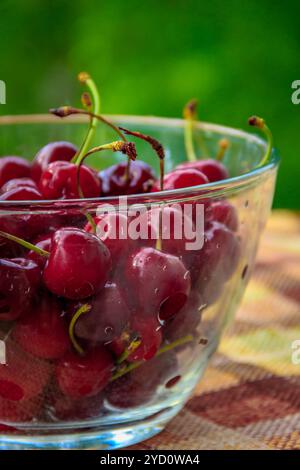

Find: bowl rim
<box><xmin>0</xmin><ymin>114</ymin><xmax>280</xmax><ymax>206</ymax></box>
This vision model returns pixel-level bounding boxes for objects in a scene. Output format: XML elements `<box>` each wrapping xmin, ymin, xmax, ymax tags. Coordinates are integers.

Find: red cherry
<box><xmin>106</xmin><ymin>352</ymin><xmax>177</xmax><ymax>408</ymax></box>
<box><xmin>56</xmin><ymin>346</ymin><xmax>113</xmax><ymax>398</ymax></box>
<box><xmin>0</xmin><ymin>186</ymin><xmax>42</xmax><ymax>201</ymax></box>
<box><xmin>43</xmin><ymin>228</ymin><xmax>112</xmax><ymax>299</ymax></box>
<box><xmin>0</xmin><ymin>157</ymin><xmax>31</xmax><ymax>188</ymax></box>
<box><xmin>99</xmin><ymin>161</ymin><xmax>155</xmax><ymax>196</ymax></box>
<box><xmin>210</xmin><ymin>200</ymin><xmax>238</xmax><ymax>232</ymax></box>
<box><xmin>165</xmin><ymin>290</ymin><xmax>204</xmax><ymax>342</ymax></box>
<box><xmin>195</xmin><ymin>221</ymin><xmax>240</xmax><ymax>303</ymax></box>
<box><xmin>0</xmin><ymin>341</ymin><xmax>51</xmax><ymax>401</ymax></box>
<box><xmin>85</xmin><ymin>213</ymin><xmax>132</xmax><ymax>268</ymax></box>
<box><xmin>13</xmin><ymin>294</ymin><xmax>69</xmax><ymax>359</ymax></box>
<box><xmin>176</xmin><ymin>159</ymin><xmax>229</xmax><ymax>182</ymax></box>
<box><xmin>71</xmin><ymin>282</ymin><xmax>131</xmax><ymax>345</ymax></box>
<box><xmin>31</xmin><ymin>141</ymin><xmax>77</xmax><ymax>183</ymax></box>
<box><xmin>48</xmin><ymin>388</ymin><xmax>104</xmax><ymax>420</ymax></box>
<box><xmin>126</xmin><ymin>247</ymin><xmax>191</xmax><ymax>320</ymax></box>
<box><xmin>0</xmin><ymin>258</ymin><xmax>41</xmax><ymax>321</ymax></box>
<box><xmin>0</xmin><ymin>395</ymin><xmax>42</xmax><ymax>423</ymax></box>
<box><xmin>152</xmin><ymin>168</ymin><xmax>209</xmax><ymax>191</ymax></box>
<box><xmin>1</xmin><ymin>177</ymin><xmax>38</xmax><ymax>193</ymax></box>
<box><xmin>27</xmin><ymin>234</ymin><xmax>52</xmax><ymax>269</ymax></box>
<box><xmin>111</xmin><ymin>316</ymin><xmax>162</xmax><ymax>362</ymax></box>
<box><xmin>39</xmin><ymin>161</ymin><xmax>101</xmax><ymax>199</ymax></box>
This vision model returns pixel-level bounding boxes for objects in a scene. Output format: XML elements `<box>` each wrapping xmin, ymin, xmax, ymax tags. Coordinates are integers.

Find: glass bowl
<box><xmin>0</xmin><ymin>114</ymin><xmax>279</xmax><ymax>449</ymax></box>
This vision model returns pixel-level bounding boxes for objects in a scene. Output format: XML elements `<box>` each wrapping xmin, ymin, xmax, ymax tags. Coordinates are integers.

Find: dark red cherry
<box><xmin>0</xmin><ymin>157</ymin><xmax>31</xmax><ymax>188</ymax></box>
<box><xmin>27</xmin><ymin>234</ymin><xmax>52</xmax><ymax>269</ymax></box>
<box><xmin>126</xmin><ymin>247</ymin><xmax>191</xmax><ymax>320</ymax></box>
<box><xmin>84</xmin><ymin>213</ymin><xmax>132</xmax><ymax>268</ymax></box>
<box><xmin>48</xmin><ymin>388</ymin><xmax>104</xmax><ymax>421</ymax></box>
<box><xmin>100</xmin><ymin>160</ymin><xmax>155</xmax><ymax>196</ymax></box>
<box><xmin>106</xmin><ymin>352</ymin><xmax>177</xmax><ymax>408</ymax></box>
<box><xmin>0</xmin><ymin>258</ymin><xmax>41</xmax><ymax>321</ymax></box>
<box><xmin>39</xmin><ymin>161</ymin><xmax>101</xmax><ymax>199</ymax></box>
<box><xmin>111</xmin><ymin>316</ymin><xmax>162</xmax><ymax>362</ymax></box>
<box><xmin>0</xmin><ymin>395</ymin><xmax>41</xmax><ymax>423</ymax></box>
<box><xmin>195</xmin><ymin>221</ymin><xmax>240</xmax><ymax>304</ymax></box>
<box><xmin>210</xmin><ymin>200</ymin><xmax>238</xmax><ymax>231</ymax></box>
<box><xmin>43</xmin><ymin>228</ymin><xmax>112</xmax><ymax>299</ymax></box>
<box><xmin>13</xmin><ymin>294</ymin><xmax>69</xmax><ymax>359</ymax></box>
<box><xmin>0</xmin><ymin>186</ymin><xmax>42</xmax><ymax>201</ymax></box>
<box><xmin>0</xmin><ymin>340</ymin><xmax>51</xmax><ymax>401</ymax></box>
<box><xmin>71</xmin><ymin>282</ymin><xmax>131</xmax><ymax>345</ymax></box>
<box><xmin>1</xmin><ymin>177</ymin><xmax>38</xmax><ymax>193</ymax></box>
<box><xmin>31</xmin><ymin>141</ymin><xmax>77</xmax><ymax>183</ymax></box>
<box><xmin>152</xmin><ymin>168</ymin><xmax>209</xmax><ymax>191</ymax></box>
<box><xmin>176</xmin><ymin>159</ymin><xmax>229</xmax><ymax>182</ymax></box>
<box><xmin>165</xmin><ymin>290</ymin><xmax>204</xmax><ymax>342</ymax></box>
<box><xmin>56</xmin><ymin>346</ymin><xmax>113</xmax><ymax>398</ymax></box>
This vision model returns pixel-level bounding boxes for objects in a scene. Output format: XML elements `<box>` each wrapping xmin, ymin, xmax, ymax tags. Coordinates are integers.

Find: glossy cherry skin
<box><xmin>85</xmin><ymin>213</ymin><xmax>132</xmax><ymax>269</ymax></box>
<box><xmin>13</xmin><ymin>294</ymin><xmax>69</xmax><ymax>359</ymax></box>
<box><xmin>126</xmin><ymin>247</ymin><xmax>191</xmax><ymax>320</ymax></box>
<box><xmin>71</xmin><ymin>282</ymin><xmax>131</xmax><ymax>345</ymax></box>
<box><xmin>152</xmin><ymin>168</ymin><xmax>209</xmax><ymax>192</ymax></box>
<box><xmin>43</xmin><ymin>228</ymin><xmax>112</xmax><ymax>300</ymax></box>
<box><xmin>210</xmin><ymin>200</ymin><xmax>238</xmax><ymax>232</ymax></box>
<box><xmin>176</xmin><ymin>159</ymin><xmax>229</xmax><ymax>182</ymax></box>
<box><xmin>39</xmin><ymin>161</ymin><xmax>101</xmax><ymax>199</ymax></box>
<box><xmin>106</xmin><ymin>352</ymin><xmax>177</xmax><ymax>408</ymax></box>
<box><xmin>27</xmin><ymin>234</ymin><xmax>52</xmax><ymax>269</ymax></box>
<box><xmin>56</xmin><ymin>346</ymin><xmax>113</xmax><ymax>398</ymax></box>
<box><xmin>100</xmin><ymin>161</ymin><xmax>155</xmax><ymax>196</ymax></box>
<box><xmin>0</xmin><ymin>340</ymin><xmax>51</xmax><ymax>401</ymax></box>
<box><xmin>0</xmin><ymin>157</ymin><xmax>31</xmax><ymax>189</ymax></box>
<box><xmin>165</xmin><ymin>290</ymin><xmax>204</xmax><ymax>342</ymax></box>
<box><xmin>0</xmin><ymin>258</ymin><xmax>41</xmax><ymax>321</ymax></box>
<box><xmin>0</xmin><ymin>186</ymin><xmax>42</xmax><ymax>202</ymax></box>
<box><xmin>1</xmin><ymin>177</ymin><xmax>38</xmax><ymax>193</ymax></box>
<box><xmin>110</xmin><ymin>316</ymin><xmax>162</xmax><ymax>362</ymax></box>
<box><xmin>195</xmin><ymin>221</ymin><xmax>240</xmax><ymax>304</ymax></box>
<box><xmin>31</xmin><ymin>141</ymin><xmax>77</xmax><ymax>183</ymax></box>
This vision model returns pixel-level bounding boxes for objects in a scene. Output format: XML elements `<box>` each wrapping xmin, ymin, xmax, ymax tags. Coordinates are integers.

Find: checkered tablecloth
<box><xmin>130</xmin><ymin>210</ymin><xmax>300</xmax><ymax>450</ymax></box>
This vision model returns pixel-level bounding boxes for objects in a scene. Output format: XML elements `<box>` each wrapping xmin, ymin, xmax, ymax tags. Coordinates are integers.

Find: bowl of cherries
<box><xmin>0</xmin><ymin>73</ymin><xmax>279</xmax><ymax>449</ymax></box>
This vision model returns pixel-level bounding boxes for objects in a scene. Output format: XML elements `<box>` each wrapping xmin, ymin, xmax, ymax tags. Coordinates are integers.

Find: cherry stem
<box><xmin>216</xmin><ymin>138</ymin><xmax>229</xmax><ymax>162</ymax></box>
<box><xmin>0</xmin><ymin>230</ymin><xmax>49</xmax><ymax>257</ymax></box>
<box><xmin>76</xmin><ymin>141</ymin><xmax>137</xmax><ymax>198</ymax></box>
<box><xmin>116</xmin><ymin>335</ymin><xmax>142</xmax><ymax>365</ymax></box>
<box><xmin>71</xmin><ymin>73</ymin><xmax>101</xmax><ymax>165</ymax></box>
<box><xmin>248</xmin><ymin>116</ymin><xmax>273</xmax><ymax>168</ymax></box>
<box><xmin>183</xmin><ymin>99</ymin><xmax>198</xmax><ymax>162</ymax></box>
<box><xmin>111</xmin><ymin>334</ymin><xmax>193</xmax><ymax>382</ymax></box>
<box><xmin>119</xmin><ymin>127</ymin><xmax>165</xmax><ymax>251</ymax></box>
<box><xmin>68</xmin><ymin>304</ymin><xmax>91</xmax><ymax>355</ymax></box>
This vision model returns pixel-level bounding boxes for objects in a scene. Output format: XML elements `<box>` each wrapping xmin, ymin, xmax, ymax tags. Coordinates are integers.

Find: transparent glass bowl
<box><xmin>0</xmin><ymin>115</ymin><xmax>279</xmax><ymax>449</ymax></box>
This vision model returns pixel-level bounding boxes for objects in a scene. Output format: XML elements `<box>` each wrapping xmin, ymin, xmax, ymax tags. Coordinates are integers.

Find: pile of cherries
<box><xmin>0</xmin><ymin>76</ymin><xmax>268</xmax><ymax>428</ymax></box>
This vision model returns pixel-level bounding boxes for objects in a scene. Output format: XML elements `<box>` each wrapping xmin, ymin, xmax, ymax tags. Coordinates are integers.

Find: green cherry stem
<box><xmin>216</xmin><ymin>138</ymin><xmax>229</xmax><ymax>162</ymax></box>
<box><xmin>69</xmin><ymin>304</ymin><xmax>91</xmax><ymax>355</ymax></box>
<box><xmin>183</xmin><ymin>99</ymin><xmax>198</xmax><ymax>162</ymax></box>
<box><xmin>0</xmin><ymin>230</ymin><xmax>50</xmax><ymax>257</ymax></box>
<box><xmin>71</xmin><ymin>72</ymin><xmax>101</xmax><ymax>165</ymax></box>
<box><xmin>111</xmin><ymin>334</ymin><xmax>194</xmax><ymax>382</ymax></box>
<box><xmin>118</xmin><ymin>127</ymin><xmax>165</xmax><ymax>251</ymax></box>
<box><xmin>116</xmin><ymin>336</ymin><xmax>142</xmax><ymax>365</ymax></box>
<box><xmin>248</xmin><ymin>116</ymin><xmax>273</xmax><ymax>168</ymax></box>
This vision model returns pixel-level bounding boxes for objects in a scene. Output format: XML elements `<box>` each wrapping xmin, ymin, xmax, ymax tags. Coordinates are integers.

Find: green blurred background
<box><xmin>0</xmin><ymin>0</ymin><xmax>299</xmax><ymax>208</ymax></box>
